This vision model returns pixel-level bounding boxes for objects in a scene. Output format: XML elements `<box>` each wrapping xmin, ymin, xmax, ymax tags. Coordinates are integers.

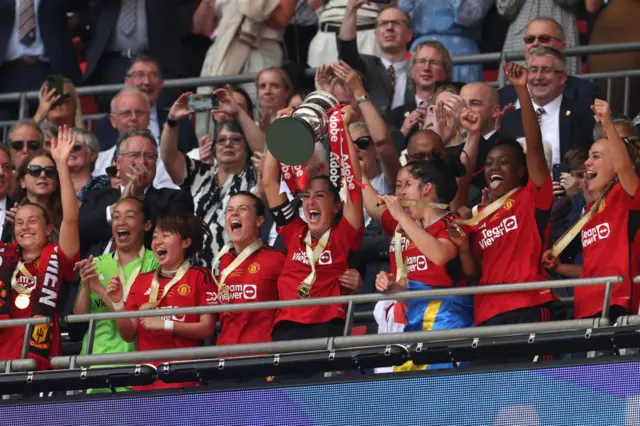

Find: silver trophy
<box><xmin>266</xmin><ymin>91</ymin><xmax>339</xmax><ymax>166</ymax></box>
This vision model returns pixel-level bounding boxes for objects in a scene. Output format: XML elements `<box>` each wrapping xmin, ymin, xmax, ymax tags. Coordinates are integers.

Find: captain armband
<box><xmin>270</xmin><ymin>199</ymin><xmax>296</xmax><ymax>227</ymax></box>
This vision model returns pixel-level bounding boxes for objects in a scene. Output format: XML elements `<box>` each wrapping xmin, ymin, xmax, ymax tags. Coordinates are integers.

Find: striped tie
<box><xmin>118</xmin><ymin>0</ymin><xmax>137</xmax><ymax>37</ymax></box>
<box><xmin>387</xmin><ymin>65</ymin><xmax>396</xmax><ymax>96</ymax></box>
<box><xmin>536</xmin><ymin>107</ymin><xmax>546</xmax><ymax>123</ymax></box>
<box><xmin>18</xmin><ymin>0</ymin><xmax>36</xmax><ymax>46</ymax></box>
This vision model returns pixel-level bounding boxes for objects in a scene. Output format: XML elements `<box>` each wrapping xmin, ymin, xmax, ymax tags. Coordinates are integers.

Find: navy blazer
<box><xmin>0</xmin><ymin>0</ymin><xmax>81</xmax><ymax>84</ymax></box>
<box><xmin>83</xmin><ymin>0</ymin><xmax>198</xmax><ymax>81</ymax></box>
<box><xmin>499</xmin><ymin>76</ymin><xmax>600</xmax><ymax>108</ymax></box>
<box><xmin>1</xmin><ymin>197</ymin><xmax>15</xmax><ymax>243</ymax></box>
<box><xmin>93</xmin><ymin>108</ymin><xmax>198</xmax><ymax>153</ymax></box>
<box><xmin>499</xmin><ymin>96</ymin><xmax>595</xmax><ymax>161</ymax></box>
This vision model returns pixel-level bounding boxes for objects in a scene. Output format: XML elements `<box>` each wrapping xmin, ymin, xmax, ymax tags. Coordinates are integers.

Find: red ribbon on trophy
<box><xmin>327</xmin><ymin>105</ymin><xmax>361</xmax><ymax>203</ymax></box>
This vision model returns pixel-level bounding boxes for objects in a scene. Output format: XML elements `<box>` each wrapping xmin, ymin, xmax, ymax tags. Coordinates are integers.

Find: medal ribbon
<box><xmin>301</xmin><ymin>229</ymin><xmax>332</xmax><ymax>291</ymax></box>
<box><xmin>393</xmin><ymin>225</ymin><xmax>408</xmax><ymax>288</ymax></box>
<box><xmin>377</xmin><ymin>199</ymin><xmax>449</xmax><ymax>209</ymax></box>
<box><xmin>327</xmin><ymin>105</ymin><xmax>360</xmax><ymax>203</ymax></box>
<box><xmin>455</xmin><ymin>186</ymin><xmax>521</xmax><ymax>228</ymax></box>
<box><xmin>114</xmin><ymin>246</ymin><xmax>145</xmax><ymax>300</ymax></box>
<box><xmin>212</xmin><ymin>239</ymin><xmax>263</xmax><ymax>291</ymax></box>
<box><xmin>11</xmin><ymin>261</ymin><xmax>35</xmax><ymax>294</ymax></box>
<box><xmin>551</xmin><ymin>190</ymin><xmax>609</xmax><ymax>257</ymax></box>
<box><xmin>141</xmin><ymin>261</ymin><xmax>191</xmax><ymax>310</ymax></box>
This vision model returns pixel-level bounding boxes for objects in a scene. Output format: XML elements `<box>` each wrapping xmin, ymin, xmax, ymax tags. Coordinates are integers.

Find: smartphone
<box><xmin>552</xmin><ymin>163</ymin><xmax>569</xmax><ymax>182</ymax></box>
<box><xmin>188</xmin><ymin>94</ymin><xmax>219</xmax><ymax>112</ymax></box>
<box><xmin>46</xmin><ymin>75</ymin><xmax>68</xmax><ymax>107</ymax></box>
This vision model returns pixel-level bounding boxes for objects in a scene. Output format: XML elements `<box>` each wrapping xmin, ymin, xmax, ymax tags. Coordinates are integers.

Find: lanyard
<box><xmin>456</xmin><ymin>186</ymin><xmax>520</xmax><ymax>227</ymax></box>
<box><xmin>114</xmin><ymin>246</ymin><xmax>145</xmax><ymax>300</ymax></box>
<box><xmin>11</xmin><ymin>261</ymin><xmax>35</xmax><ymax>294</ymax></box>
<box><xmin>297</xmin><ymin>228</ymin><xmax>331</xmax><ymax>298</ymax></box>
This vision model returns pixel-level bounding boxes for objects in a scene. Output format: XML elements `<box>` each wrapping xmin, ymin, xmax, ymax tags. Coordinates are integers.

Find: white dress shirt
<box><xmin>515</xmin><ymin>94</ymin><xmax>563</xmax><ymax>166</ymax></box>
<box><xmin>0</xmin><ymin>198</ymin><xmax>7</xmax><ymax>239</ymax></box>
<box><xmin>5</xmin><ymin>0</ymin><xmax>45</xmax><ymax>62</ymax></box>
<box><xmin>380</xmin><ymin>57</ymin><xmax>408</xmax><ymax>110</ymax></box>
<box><xmin>148</xmin><ymin>105</ymin><xmax>161</xmax><ymax>140</ymax></box>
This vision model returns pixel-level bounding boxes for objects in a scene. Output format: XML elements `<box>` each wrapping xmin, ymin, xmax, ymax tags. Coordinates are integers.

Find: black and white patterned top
<box><xmin>181</xmin><ymin>157</ymin><xmax>257</xmax><ymax>269</ymax></box>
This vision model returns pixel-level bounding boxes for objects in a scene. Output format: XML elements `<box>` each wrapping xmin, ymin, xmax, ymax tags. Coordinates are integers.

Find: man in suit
<box><xmin>0</xmin><ymin>146</ymin><xmax>15</xmax><ymax>243</ymax></box>
<box><xmin>385</xmin><ymin>40</ymin><xmax>452</xmax><ymax>133</ymax></box>
<box><xmin>0</xmin><ymin>0</ymin><xmax>82</xmax><ymax>120</ymax></box>
<box><xmin>93</xmin><ymin>56</ymin><xmax>198</xmax><ymax>153</ymax></box>
<box><xmin>499</xmin><ymin>17</ymin><xmax>599</xmax><ymax>107</ymax></box>
<box><xmin>6</xmin><ymin>118</ymin><xmax>44</xmax><ymax>169</ymax></box>
<box><xmin>93</xmin><ymin>87</ymin><xmax>186</xmax><ymax>189</ymax></box>
<box><xmin>337</xmin><ymin>3</ymin><xmax>413</xmax><ymax>117</ymax></box>
<box><xmin>82</xmin><ymin>0</ymin><xmax>198</xmax><ymax>111</ymax></box>
<box><xmin>500</xmin><ymin>47</ymin><xmax>595</xmax><ymax>166</ymax></box>
<box><xmin>79</xmin><ymin>128</ymin><xmax>193</xmax><ymax>256</ymax></box>
<box><xmin>459</xmin><ymin>82</ymin><xmax>502</xmax><ymax>191</ymax></box>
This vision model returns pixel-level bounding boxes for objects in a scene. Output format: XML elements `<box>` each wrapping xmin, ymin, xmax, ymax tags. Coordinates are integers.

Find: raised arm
<box><xmin>452</xmin><ymin>109</ymin><xmax>482</xmax><ymax>211</ymax></box>
<box><xmin>361</xmin><ymin>174</ymin><xmax>386</xmax><ymax>224</ymax></box>
<box><xmin>50</xmin><ymin>126</ymin><xmax>80</xmax><ymax>259</ymax></box>
<box><xmin>504</xmin><ymin>62</ymin><xmax>548</xmax><ymax>187</ymax></box>
<box><xmin>192</xmin><ymin>0</ymin><xmax>216</xmax><ymax>36</ymax></box>
<box><xmin>214</xmin><ymin>87</ymin><xmax>266</xmax><ymax>154</ymax></box>
<box><xmin>262</xmin><ymin>150</ymin><xmax>288</xmax><ymax>209</ymax></box>
<box><xmin>337</xmin><ymin>0</ymin><xmax>369</xmax><ymax>74</ymax></box>
<box><xmin>593</xmin><ymin>99</ymin><xmax>639</xmax><ymax>197</ymax></box>
<box><xmin>341</xmin><ymin>106</ymin><xmax>364</xmax><ymax>231</ymax></box>
<box><xmin>161</xmin><ymin>93</ymin><xmax>191</xmax><ymax>184</ymax></box>
<box><xmin>333</xmin><ymin>61</ymin><xmax>401</xmax><ymax>184</ymax></box>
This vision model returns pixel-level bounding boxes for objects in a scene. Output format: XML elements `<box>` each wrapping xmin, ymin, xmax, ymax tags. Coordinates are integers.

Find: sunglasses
<box><xmin>523</xmin><ymin>34</ymin><xmax>563</xmax><ymax>45</ymax></box>
<box><xmin>26</xmin><ymin>165</ymin><xmax>57</xmax><ymax>178</ymax></box>
<box><xmin>11</xmin><ymin>140</ymin><xmax>40</xmax><ymax>151</ymax></box>
<box><xmin>354</xmin><ymin>136</ymin><xmax>372</xmax><ymax>150</ymax></box>
<box><xmin>106</xmin><ymin>166</ymin><xmax>118</xmax><ymax>177</ymax></box>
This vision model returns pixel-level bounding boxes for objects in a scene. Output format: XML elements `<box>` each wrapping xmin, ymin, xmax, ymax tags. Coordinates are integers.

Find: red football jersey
<box><xmin>125</xmin><ymin>266</ymin><xmax>215</xmax><ymax>390</ymax></box>
<box><xmin>381</xmin><ymin>210</ymin><xmax>456</xmax><ymax>287</ymax></box>
<box><xmin>0</xmin><ymin>244</ymin><xmax>76</xmax><ymax>368</ymax></box>
<box><xmin>216</xmin><ymin>245</ymin><xmax>285</xmax><ymax>346</ymax></box>
<box><xmin>470</xmin><ymin>176</ymin><xmax>556</xmax><ymax>324</ymax></box>
<box><xmin>576</xmin><ymin>182</ymin><xmax>640</xmax><ymax>318</ymax></box>
<box><xmin>276</xmin><ymin>216</ymin><xmax>363</xmax><ymax>325</ymax></box>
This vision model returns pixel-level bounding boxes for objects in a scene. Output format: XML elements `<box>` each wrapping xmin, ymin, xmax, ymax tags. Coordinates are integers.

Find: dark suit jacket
<box><xmin>0</xmin><ymin>0</ymin><xmax>82</xmax><ymax>84</ymax></box>
<box><xmin>499</xmin><ymin>76</ymin><xmax>600</xmax><ymax>108</ymax></box>
<box><xmin>385</xmin><ymin>97</ymin><xmax>418</xmax><ymax>131</ymax></box>
<box><xmin>82</xmin><ymin>0</ymin><xmax>198</xmax><ymax>81</ymax></box>
<box><xmin>1</xmin><ymin>198</ymin><xmax>15</xmax><ymax>243</ymax></box>
<box><xmin>499</xmin><ymin>96</ymin><xmax>595</xmax><ymax>160</ymax></box>
<box><xmin>78</xmin><ymin>186</ymin><xmax>194</xmax><ymax>255</ymax></box>
<box><xmin>337</xmin><ymin>38</ymin><xmax>414</xmax><ymax>117</ymax></box>
<box><xmin>94</xmin><ymin>108</ymin><xmax>198</xmax><ymax>153</ymax></box>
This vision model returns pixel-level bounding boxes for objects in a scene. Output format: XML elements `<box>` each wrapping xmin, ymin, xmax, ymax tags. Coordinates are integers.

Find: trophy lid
<box><xmin>304</xmin><ymin>91</ymin><xmax>339</xmax><ymax>109</ymax></box>
<box><xmin>266</xmin><ymin>117</ymin><xmax>315</xmax><ymax>166</ymax></box>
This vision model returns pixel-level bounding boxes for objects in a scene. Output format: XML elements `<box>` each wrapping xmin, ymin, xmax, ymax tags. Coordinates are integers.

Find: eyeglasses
<box><xmin>528</xmin><ymin>66</ymin><xmax>565</xmax><ymax>76</ymax></box>
<box><xmin>523</xmin><ymin>34</ymin><xmax>563</xmax><ymax>44</ymax></box>
<box><xmin>215</xmin><ymin>136</ymin><xmax>245</xmax><ymax>146</ymax></box>
<box><xmin>106</xmin><ymin>165</ymin><xmax>118</xmax><ymax>177</ymax></box>
<box><xmin>26</xmin><ymin>165</ymin><xmax>57</xmax><ymax>178</ymax></box>
<box><xmin>354</xmin><ymin>136</ymin><xmax>372</xmax><ymax>150</ymax></box>
<box><xmin>113</xmin><ymin>110</ymin><xmax>148</xmax><ymax>119</ymax></box>
<box><xmin>10</xmin><ymin>140</ymin><xmax>40</xmax><ymax>151</ymax></box>
<box><xmin>119</xmin><ymin>152</ymin><xmax>158</xmax><ymax>161</ymax></box>
<box><xmin>376</xmin><ymin>19</ymin><xmax>409</xmax><ymax>29</ymax></box>
<box><xmin>414</xmin><ymin>58</ymin><xmax>443</xmax><ymax>68</ymax></box>
<box><xmin>126</xmin><ymin>71</ymin><xmax>162</xmax><ymax>82</ymax></box>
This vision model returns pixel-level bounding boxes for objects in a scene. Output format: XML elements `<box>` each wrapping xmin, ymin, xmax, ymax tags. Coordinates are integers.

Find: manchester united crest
<box><xmin>504</xmin><ymin>199</ymin><xmax>515</xmax><ymax>210</ymax></box>
<box><xmin>177</xmin><ymin>283</ymin><xmax>191</xmax><ymax>296</ymax></box>
<box><xmin>248</xmin><ymin>262</ymin><xmax>260</xmax><ymax>274</ymax></box>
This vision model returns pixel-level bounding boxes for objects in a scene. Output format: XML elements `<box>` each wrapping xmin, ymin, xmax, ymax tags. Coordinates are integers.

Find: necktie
<box><xmin>387</xmin><ymin>65</ymin><xmax>396</xmax><ymax>96</ymax></box>
<box><xmin>118</xmin><ymin>0</ymin><xmax>137</xmax><ymax>37</ymax></box>
<box><xmin>536</xmin><ymin>107</ymin><xmax>546</xmax><ymax>123</ymax></box>
<box><xmin>18</xmin><ymin>0</ymin><xmax>36</xmax><ymax>46</ymax></box>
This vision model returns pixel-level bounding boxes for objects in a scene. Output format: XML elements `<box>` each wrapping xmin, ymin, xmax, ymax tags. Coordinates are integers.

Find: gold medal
<box><xmin>297</xmin><ymin>283</ymin><xmax>311</xmax><ymax>299</ymax></box>
<box><xmin>139</xmin><ymin>301</ymin><xmax>158</xmax><ymax>311</ymax></box>
<box><xmin>14</xmin><ymin>293</ymin><xmax>30</xmax><ymax>310</ymax></box>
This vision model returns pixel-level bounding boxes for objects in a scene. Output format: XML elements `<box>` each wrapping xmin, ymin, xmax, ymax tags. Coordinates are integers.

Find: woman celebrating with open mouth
<box><xmin>455</xmin><ymin>62</ymin><xmax>556</xmax><ymax>327</ymax></box>
<box><xmin>543</xmin><ymin>99</ymin><xmax>640</xmax><ymax>321</ymax></box>
<box><xmin>0</xmin><ymin>126</ymin><xmax>80</xmax><ymax>370</ymax></box>
<box><xmin>262</xmin><ymin>105</ymin><xmax>364</xmax><ymax>341</ymax></box>
<box><xmin>112</xmin><ymin>213</ymin><xmax>215</xmax><ymax>390</ymax></box>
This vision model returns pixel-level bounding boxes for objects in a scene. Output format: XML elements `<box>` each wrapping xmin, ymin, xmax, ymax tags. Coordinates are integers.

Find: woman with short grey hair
<box><xmin>68</xmin><ymin>128</ymin><xmax>110</xmax><ymax>202</ymax></box>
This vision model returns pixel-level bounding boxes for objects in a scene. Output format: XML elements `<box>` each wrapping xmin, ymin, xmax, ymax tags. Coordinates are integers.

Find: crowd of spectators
<box><xmin>0</xmin><ymin>1</ymin><xmax>639</xmax><ymax>392</ymax></box>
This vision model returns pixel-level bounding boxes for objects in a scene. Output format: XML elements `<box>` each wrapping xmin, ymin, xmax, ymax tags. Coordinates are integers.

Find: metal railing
<box><xmin>45</xmin><ymin>276</ymin><xmax>620</xmax><ymax>369</ymax></box>
<box><xmin>0</xmin><ymin>41</ymin><xmax>637</xmax><ymax>127</ymax></box>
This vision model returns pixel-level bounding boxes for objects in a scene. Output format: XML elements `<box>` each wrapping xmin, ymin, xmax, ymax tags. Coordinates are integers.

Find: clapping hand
<box><xmin>314</xmin><ymin>65</ymin><xmax>333</xmax><ymax>92</ymax></box>
<box><xmin>332</xmin><ymin>61</ymin><xmax>365</xmax><ymax>97</ymax></box>
<box><xmin>106</xmin><ymin>276</ymin><xmax>124</xmax><ymax>304</ymax></box>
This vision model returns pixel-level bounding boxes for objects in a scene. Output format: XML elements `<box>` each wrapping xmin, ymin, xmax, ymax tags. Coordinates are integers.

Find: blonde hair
<box><xmin>38</xmin><ymin>79</ymin><xmax>85</xmax><ymax>129</ymax></box>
